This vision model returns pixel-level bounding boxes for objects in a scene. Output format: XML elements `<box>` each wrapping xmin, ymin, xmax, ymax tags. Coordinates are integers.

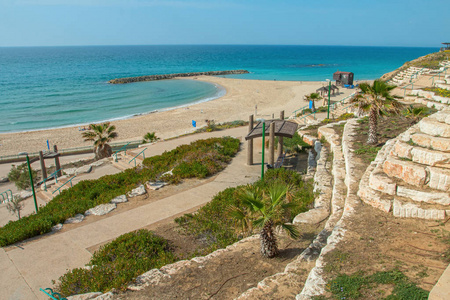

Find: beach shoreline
<box><xmin>0</xmin><ymin>76</ymin><xmax>356</xmax><ymax>157</ymax></box>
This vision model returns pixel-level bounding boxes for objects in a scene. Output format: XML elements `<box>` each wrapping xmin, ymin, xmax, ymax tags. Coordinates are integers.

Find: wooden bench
<box><xmin>267</xmin><ymin>153</ymin><xmax>286</xmax><ymax>169</ymax></box>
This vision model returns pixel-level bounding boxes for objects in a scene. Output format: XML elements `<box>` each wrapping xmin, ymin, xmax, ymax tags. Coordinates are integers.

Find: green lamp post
<box><xmin>326</xmin><ymin>79</ymin><xmax>331</xmax><ymax>119</ymax></box>
<box><xmin>261</xmin><ymin>120</ymin><xmax>265</xmax><ymax>180</ymax></box>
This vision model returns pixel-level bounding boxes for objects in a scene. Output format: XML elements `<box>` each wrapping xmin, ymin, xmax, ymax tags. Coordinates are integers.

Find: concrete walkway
<box><xmin>0</xmin><ymin>127</ymin><xmax>263</xmax><ymax>300</ymax></box>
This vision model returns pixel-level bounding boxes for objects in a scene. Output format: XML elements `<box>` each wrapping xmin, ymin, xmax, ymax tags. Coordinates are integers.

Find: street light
<box><xmin>261</xmin><ymin>120</ymin><xmax>265</xmax><ymax>181</ymax></box>
<box><xmin>326</xmin><ymin>79</ymin><xmax>331</xmax><ymax>119</ymax></box>
<box><xmin>22</xmin><ymin>153</ymin><xmax>39</xmax><ymax>214</ymax></box>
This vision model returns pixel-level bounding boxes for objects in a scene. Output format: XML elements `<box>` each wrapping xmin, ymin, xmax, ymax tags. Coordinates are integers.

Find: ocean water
<box><xmin>0</xmin><ymin>45</ymin><xmax>437</xmax><ymax>133</ymax></box>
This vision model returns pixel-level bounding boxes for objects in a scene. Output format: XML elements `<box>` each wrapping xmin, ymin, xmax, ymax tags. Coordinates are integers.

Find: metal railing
<box><xmin>292</xmin><ymin>104</ymin><xmax>309</xmax><ymax>117</ymax></box>
<box><xmin>0</xmin><ymin>140</ymin><xmax>142</xmax><ymax>162</ymax></box>
<box><xmin>52</xmin><ymin>175</ymin><xmax>76</xmax><ymax>195</ymax></box>
<box><xmin>1</xmin><ymin>189</ymin><xmax>13</xmax><ymax>204</ymax></box>
<box><xmin>40</xmin><ymin>288</ymin><xmax>67</xmax><ymax>300</ymax></box>
<box><xmin>431</xmin><ymin>66</ymin><xmax>448</xmax><ymax>85</ymax></box>
<box><xmin>41</xmin><ymin>168</ymin><xmax>62</xmax><ymax>191</ymax></box>
<box><xmin>113</xmin><ymin>142</ymin><xmax>132</xmax><ymax>162</ymax></box>
<box><xmin>129</xmin><ymin>148</ymin><xmax>147</xmax><ymax>167</ymax></box>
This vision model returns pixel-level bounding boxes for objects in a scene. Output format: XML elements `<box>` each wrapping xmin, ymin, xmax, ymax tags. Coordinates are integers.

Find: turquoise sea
<box><xmin>0</xmin><ymin>45</ymin><xmax>437</xmax><ymax>133</ymax></box>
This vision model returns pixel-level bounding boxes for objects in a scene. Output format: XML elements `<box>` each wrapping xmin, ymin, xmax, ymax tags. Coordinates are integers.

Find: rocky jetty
<box><xmin>109</xmin><ymin>70</ymin><xmax>249</xmax><ymax>84</ymax></box>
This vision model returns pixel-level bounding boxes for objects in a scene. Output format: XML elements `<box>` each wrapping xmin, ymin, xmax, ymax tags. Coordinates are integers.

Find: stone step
<box><xmin>390</xmin><ymin>141</ymin><xmax>450</xmax><ymax>167</ymax></box>
<box><xmin>392</xmin><ymin>198</ymin><xmax>447</xmax><ymax>220</ymax></box>
<box><xmin>383</xmin><ymin>156</ymin><xmax>427</xmax><ymax>187</ymax></box>
<box><xmin>396</xmin><ymin>185</ymin><xmax>450</xmax><ymax>205</ymax></box>
<box><xmin>411</xmin><ymin>133</ymin><xmax>450</xmax><ymax>152</ymax></box>
<box><xmin>419</xmin><ymin>117</ymin><xmax>450</xmax><ymax>137</ymax></box>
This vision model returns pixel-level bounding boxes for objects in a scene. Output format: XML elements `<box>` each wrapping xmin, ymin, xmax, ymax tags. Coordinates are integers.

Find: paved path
<box><xmin>0</xmin><ymin>127</ymin><xmax>263</xmax><ymax>300</ymax></box>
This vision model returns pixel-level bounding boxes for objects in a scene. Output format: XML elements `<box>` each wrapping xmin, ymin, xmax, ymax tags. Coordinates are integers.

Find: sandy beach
<box><xmin>0</xmin><ymin>76</ymin><xmax>355</xmax><ymax>156</ymax></box>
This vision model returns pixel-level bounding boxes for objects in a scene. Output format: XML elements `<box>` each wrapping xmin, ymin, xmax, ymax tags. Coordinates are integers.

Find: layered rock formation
<box><xmin>358</xmin><ymin>109</ymin><xmax>450</xmax><ymax>220</ymax></box>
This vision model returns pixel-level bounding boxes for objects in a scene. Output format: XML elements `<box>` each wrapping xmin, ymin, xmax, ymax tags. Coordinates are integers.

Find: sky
<box><xmin>0</xmin><ymin>0</ymin><xmax>449</xmax><ymax>47</ymax></box>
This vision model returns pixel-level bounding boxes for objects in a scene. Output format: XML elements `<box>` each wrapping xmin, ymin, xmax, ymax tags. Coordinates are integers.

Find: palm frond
<box><xmin>281</xmin><ymin>223</ymin><xmax>299</xmax><ymax>239</ymax></box>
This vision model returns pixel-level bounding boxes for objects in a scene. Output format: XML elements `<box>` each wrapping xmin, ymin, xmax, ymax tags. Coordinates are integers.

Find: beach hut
<box><xmin>441</xmin><ymin>43</ymin><xmax>450</xmax><ymax>51</ymax></box>
<box><xmin>333</xmin><ymin>71</ymin><xmax>354</xmax><ymax>86</ymax></box>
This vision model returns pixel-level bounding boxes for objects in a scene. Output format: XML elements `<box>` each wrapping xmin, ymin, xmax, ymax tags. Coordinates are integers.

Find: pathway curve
<box><xmin>0</xmin><ymin>127</ymin><xmax>262</xmax><ymax>300</ymax></box>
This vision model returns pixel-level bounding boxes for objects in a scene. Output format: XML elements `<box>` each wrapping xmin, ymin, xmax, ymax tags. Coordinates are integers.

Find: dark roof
<box><xmin>245</xmin><ymin>120</ymin><xmax>298</xmax><ymax>140</ymax></box>
<box><xmin>334</xmin><ymin>71</ymin><xmax>353</xmax><ymax>75</ymax></box>
<box><xmin>316</xmin><ymin>85</ymin><xmax>339</xmax><ymax>92</ymax></box>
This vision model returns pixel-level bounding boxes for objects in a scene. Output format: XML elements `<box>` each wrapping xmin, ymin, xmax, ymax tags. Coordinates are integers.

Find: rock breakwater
<box><xmin>109</xmin><ymin>70</ymin><xmax>249</xmax><ymax>84</ymax></box>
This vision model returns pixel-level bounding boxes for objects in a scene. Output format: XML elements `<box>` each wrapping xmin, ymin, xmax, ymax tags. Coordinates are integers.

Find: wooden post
<box><xmin>247</xmin><ymin>115</ymin><xmax>254</xmax><ymax>165</ymax></box>
<box><xmin>269</xmin><ymin>122</ymin><xmax>275</xmax><ymax>167</ymax></box>
<box><xmin>39</xmin><ymin>151</ymin><xmax>47</xmax><ymax>180</ymax></box>
<box><xmin>53</xmin><ymin>145</ymin><xmax>62</xmax><ymax>177</ymax></box>
<box><xmin>277</xmin><ymin>111</ymin><xmax>284</xmax><ymax>158</ymax></box>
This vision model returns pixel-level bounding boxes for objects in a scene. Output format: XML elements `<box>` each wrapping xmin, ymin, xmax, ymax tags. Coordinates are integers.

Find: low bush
<box><xmin>175</xmin><ymin>168</ymin><xmax>315</xmax><ymax>251</ymax></box>
<box><xmin>55</xmin><ymin>230</ymin><xmax>175</xmax><ymax>296</ymax></box>
<box><xmin>0</xmin><ymin>137</ymin><xmax>240</xmax><ymax>247</ymax></box>
<box><xmin>327</xmin><ymin>269</ymin><xmax>428</xmax><ymax>299</ymax></box>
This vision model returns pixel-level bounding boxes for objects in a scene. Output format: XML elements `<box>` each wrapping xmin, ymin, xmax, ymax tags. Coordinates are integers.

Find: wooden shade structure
<box><xmin>245</xmin><ymin>115</ymin><xmax>298</xmax><ymax>167</ymax></box>
<box><xmin>245</xmin><ymin>120</ymin><xmax>298</xmax><ymax>141</ymax></box>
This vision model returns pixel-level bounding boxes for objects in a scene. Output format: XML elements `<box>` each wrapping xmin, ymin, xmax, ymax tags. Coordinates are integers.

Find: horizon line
<box><xmin>0</xmin><ymin>43</ymin><xmax>440</xmax><ymax>49</ymax></box>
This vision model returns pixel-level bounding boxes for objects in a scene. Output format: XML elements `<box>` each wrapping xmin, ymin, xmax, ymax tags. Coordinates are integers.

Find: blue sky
<box><xmin>1</xmin><ymin>0</ymin><xmax>448</xmax><ymax>47</ymax></box>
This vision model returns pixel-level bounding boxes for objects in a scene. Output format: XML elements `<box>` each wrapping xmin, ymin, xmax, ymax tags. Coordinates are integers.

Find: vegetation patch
<box><xmin>55</xmin><ymin>230</ymin><xmax>176</xmax><ymax>296</ymax></box>
<box><xmin>326</xmin><ymin>269</ymin><xmax>428</xmax><ymax>299</ymax></box>
<box><xmin>175</xmin><ymin>168</ymin><xmax>315</xmax><ymax>252</ymax></box>
<box><xmin>0</xmin><ymin>137</ymin><xmax>240</xmax><ymax>247</ymax></box>
<box><xmin>423</xmin><ymin>87</ymin><xmax>450</xmax><ymax>98</ymax></box>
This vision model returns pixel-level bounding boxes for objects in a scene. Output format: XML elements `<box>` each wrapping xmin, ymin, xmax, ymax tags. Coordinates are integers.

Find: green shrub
<box><xmin>8</xmin><ymin>163</ymin><xmax>38</xmax><ymax>190</ymax></box>
<box><xmin>0</xmin><ymin>137</ymin><xmax>240</xmax><ymax>247</ymax></box>
<box><xmin>337</xmin><ymin>113</ymin><xmax>355</xmax><ymax>121</ymax></box>
<box><xmin>175</xmin><ymin>168</ymin><xmax>315</xmax><ymax>251</ymax></box>
<box><xmin>56</xmin><ymin>230</ymin><xmax>175</xmax><ymax>296</ymax></box>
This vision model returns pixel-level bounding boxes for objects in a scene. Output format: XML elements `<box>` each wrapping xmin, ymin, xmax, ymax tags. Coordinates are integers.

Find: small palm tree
<box><xmin>350</xmin><ymin>80</ymin><xmax>403</xmax><ymax>145</ymax></box>
<box><xmin>82</xmin><ymin>122</ymin><xmax>118</xmax><ymax>160</ymax></box>
<box><xmin>305</xmin><ymin>93</ymin><xmax>322</xmax><ymax>112</ymax></box>
<box><xmin>142</xmin><ymin>132</ymin><xmax>160</xmax><ymax>144</ymax></box>
<box><xmin>403</xmin><ymin>105</ymin><xmax>428</xmax><ymax>125</ymax></box>
<box><xmin>234</xmin><ymin>183</ymin><xmax>299</xmax><ymax>258</ymax></box>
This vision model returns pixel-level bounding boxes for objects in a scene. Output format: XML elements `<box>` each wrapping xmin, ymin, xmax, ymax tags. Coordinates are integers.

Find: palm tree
<box><xmin>305</xmin><ymin>93</ymin><xmax>322</xmax><ymax>112</ymax></box>
<box><xmin>234</xmin><ymin>183</ymin><xmax>299</xmax><ymax>258</ymax></box>
<box><xmin>142</xmin><ymin>132</ymin><xmax>160</xmax><ymax>144</ymax></box>
<box><xmin>350</xmin><ymin>80</ymin><xmax>403</xmax><ymax>145</ymax></box>
<box><xmin>82</xmin><ymin>122</ymin><xmax>118</xmax><ymax>160</ymax></box>
<box><xmin>403</xmin><ymin>105</ymin><xmax>428</xmax><ymax>125</ymax></box>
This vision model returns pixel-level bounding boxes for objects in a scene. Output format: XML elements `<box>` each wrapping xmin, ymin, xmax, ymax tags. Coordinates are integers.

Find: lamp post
<box><xmin>261</xmin><ymin>120</ymin><xmax>265</xmax><ymax>181</ymax></box>
<box><xmin>24</xmin><ymin>153</ymin><xmax>39</xmax><ymax>214</ymax></box>
<box><xmin>326</xmin><ymin>79</ymin><xmax>331</xmax><ymax>119</ymax></box>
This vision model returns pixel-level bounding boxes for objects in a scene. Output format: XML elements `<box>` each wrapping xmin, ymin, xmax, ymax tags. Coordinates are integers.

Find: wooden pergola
<box><xmin>245</xmin><ymin>111</ymin><xmax>298</xmax><ymax>167</ymax></box>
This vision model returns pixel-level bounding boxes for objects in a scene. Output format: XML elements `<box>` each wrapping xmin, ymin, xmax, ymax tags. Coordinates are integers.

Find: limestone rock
<box><xmin>128</xmin><ymin>269</ymin><xmax>170</xmax><ymax>291</ymax></box>
<box><xmin>52</xmin><ymin>223</ymin><xmax>63</xmax><ymax>232</ymax></box>
<box><xmin>411</xmin><ymin>146</ymin><xmax>450</xmax><ymax>167</ymax></box>
<box><xmin>383</xmin><ymin>156</ymin><xmax>427</xmax><ymax>187</ymax></box>
<box><xmin>110</xmin><ymin>195</ymin><xmax>127</xmax><ymax>204</ymax></box>
<box><xmin>411</xmin><ymin>133</ymin><xmax>450</xmax><ymax>152</ymax></box>
<box><xmin>358</xmin><ymin>184</ymin><xmax>392</xmax><ymax>213</ymax></box>
<box><xmin>64</xmin><ymin>214</ymin><xmax>85</xmax><ymax>224</ymax></box>
<box><xmin>293</xmin><ymin>207</ymin><xmax>329</xmax><ymax>224</ymax></box>
<box><xmin>19</xmin><ymin>191</ymin><xmax>33</xmax><ymax>199</ymax></box>
<box><xmin>368</xmin><ymin>172</ymin><xmax>397</xmax><ymax>195</ymax></box>
<box><xmin>93</xmin><ymin>292</ymin><xmax>114</xmax><ymax>300</ymax></box>
<box><xmin>396</xmin><ymin>186</ymin><xmax>450</xmax><ymax>205</ymax></box>
<box><xmin>67</xmin><ymin>292</ymin><xmax>102</xmax><ymax>300</ymax></box>
<box><xmin>391</xmin><ymin>141</ymin><xmax>413</xmax><ymax>159</ymax></box>
<box><xmin>64</xmin><ymin>168</ymin><xmax>77</xmax><ymax>176</ymax></box>
<box><xmin>301</xmin><ymin>134</ymin><xmax>317</xmax><ymax>146</ymax></box>
<box><xmin>85</xmin><ymin>203</ymin><xmax>116</xmax><ymax>216</ymax></box>
<box><xmin>146</xmin><ymin>181</ymin><xmax>167</xmax><ymax>191</ymax></box>
<box><xmin>419</xmin><ymin>118</ymin><xmax>450</xmax><ymax>137</ymax></box>
<box><xmin>127</xmin><ymin>184</ymin><xmax>146</xmax><ymax>197</ymax></box>
<box><xmin>426</xmin><ymin>166</ymin><xmax>450</xmax><ymax>191</ymax></box>
<box><xmin>76</xmin><ymin>165</ymin><xmax>92</xmax><ymax>175</ymax></box>
<box><xmin>393</xmin><ymin>199</ymin><xmax>446</xmax><ymax>219</ymax></box>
